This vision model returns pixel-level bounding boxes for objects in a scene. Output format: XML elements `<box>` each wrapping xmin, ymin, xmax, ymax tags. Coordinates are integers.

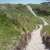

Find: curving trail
<box><xmin>23</xmin><ymin>5</ymin><xmax>48</xmax><ymax>50</ymax></box>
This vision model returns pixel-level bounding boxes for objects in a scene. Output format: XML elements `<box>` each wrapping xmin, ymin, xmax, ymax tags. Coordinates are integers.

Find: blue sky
<box><xmin>0</xmin><ymin>0</ymin><xmax>47</xmax><ymax>4</ymax></box>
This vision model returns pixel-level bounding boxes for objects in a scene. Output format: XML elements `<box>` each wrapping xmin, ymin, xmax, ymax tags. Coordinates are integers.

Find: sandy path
<box><xmin>23</xmin><ymin>5</ymin><xmax>48</xmax><ymax>50</ymax></box>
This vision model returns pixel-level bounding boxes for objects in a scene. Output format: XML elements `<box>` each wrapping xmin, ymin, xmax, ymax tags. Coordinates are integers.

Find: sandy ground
<box><xmin>24</xmin><ymin>5</ymin><xmax>49</xmax><ymax>50</ymax></box>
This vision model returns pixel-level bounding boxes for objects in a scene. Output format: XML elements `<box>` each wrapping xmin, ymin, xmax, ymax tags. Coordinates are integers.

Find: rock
<box><xmin>42</xmin><ymin>32</ymin><xmax>50</xmax><ymax>49</ymax></box>
<box><xmin>45</xmin><ymin>36</ymin><xmax>50</xmax><ymax>49</ymax></box>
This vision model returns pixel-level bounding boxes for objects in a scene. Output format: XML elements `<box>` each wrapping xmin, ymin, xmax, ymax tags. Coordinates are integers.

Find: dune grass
<box><xmin>0</xmin><ymin>4</ymin><xmax>43</xmax><ymax>50</ymax></box>
<box><xmin>42</xmin><ymin>16</ymin><xmax>50</xmax><ymax>34</ymax></box>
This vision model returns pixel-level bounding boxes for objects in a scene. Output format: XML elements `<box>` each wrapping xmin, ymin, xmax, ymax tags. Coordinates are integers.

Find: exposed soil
<box><xmin>14</xmin><ymin>32</ymin><xmax>31</xmax><ymax>50</ymax></box>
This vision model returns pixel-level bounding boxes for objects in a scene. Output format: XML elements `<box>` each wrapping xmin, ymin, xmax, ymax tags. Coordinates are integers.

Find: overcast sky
<box><xmin>0</xmin><ymin>0</ymin><xmax>47</xmax><ymax>4</ymax></box>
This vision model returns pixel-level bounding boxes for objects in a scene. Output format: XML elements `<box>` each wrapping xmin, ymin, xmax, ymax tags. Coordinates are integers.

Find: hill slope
<box><xmin>0</xmin><ymin>4</ymin><xmax>42</xmax><ymax>50</ymax></box>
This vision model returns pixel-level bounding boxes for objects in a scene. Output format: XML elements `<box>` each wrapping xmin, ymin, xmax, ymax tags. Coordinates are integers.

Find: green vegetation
<box><xmin>42</xmin><ymin>16</ymin><xmax>50</xmax><ymax>34</ymax></box>
<box><xmin>30</xmin><ymin>3</ymin><xmax>50</xmax><ymax>34</ymax></box>
<box><xmin>30</xmin><ymin>3</ymin><xmax>50</xmax><ymax>16</ymax></box>
<box><xmin>0</xmin><ymin>4</ymin><xmax>42</xmax><ymax>50</ymax></box>
<box><xmin>31</xmin><ymin>2</ymin><xmax>50</xmax><ymax>34</ymax></box>
<box><xmin>0</xmin><ymin>3</ymin><xmax>50</xmax><ymax>50</ymax></box>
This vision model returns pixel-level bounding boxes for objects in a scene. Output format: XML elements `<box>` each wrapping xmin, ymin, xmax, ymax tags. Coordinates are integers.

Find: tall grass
<box><xmin>0</xmin><ymin>4</ymin><xmax>43</xmax><ymax>50</ymax></box>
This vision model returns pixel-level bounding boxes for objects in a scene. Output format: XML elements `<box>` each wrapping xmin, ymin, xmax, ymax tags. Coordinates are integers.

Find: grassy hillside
<box><xmin>30</xmin><ymin>4</ymin><xmax>50</xmax><ymax>16</ymax></box>
<box><xmin>30</xmin><ymin>4</ymin><xmax>50</xmax><ymax>34</ymax></box>
<box><xmin>42</xmin><ymin>16</ymin><xmax>50</xmax><ymax>34</ymax></box>
<box><xmin>0</xmin><ymin>4</ymin><xmax>42</xmax><ymax>50</ymax></box>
